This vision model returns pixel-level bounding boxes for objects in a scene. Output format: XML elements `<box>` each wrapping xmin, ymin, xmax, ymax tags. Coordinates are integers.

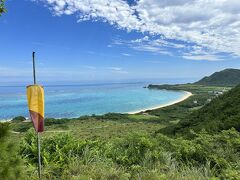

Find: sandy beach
<box><xmin>128</xmin><ymin>91</ymin><xmax>192</xmax><ymax>114</ymax></box>
<box><xmin>0</xmin><ymin>91</ymin><xmax>192</xmax><ymax>121</ymax></box>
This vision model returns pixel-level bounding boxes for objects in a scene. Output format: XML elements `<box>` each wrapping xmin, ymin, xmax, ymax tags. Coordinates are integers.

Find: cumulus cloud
<box><xmin>39</xmin><ymin>0</ymin><xmax>240</xmax><ymax>60</ymax></box>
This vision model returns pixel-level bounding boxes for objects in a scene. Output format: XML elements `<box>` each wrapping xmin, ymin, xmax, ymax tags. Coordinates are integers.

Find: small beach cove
<box><xmin>127</xmin><ymin>91</ymin><xmax>192</xmax><ymax>114</ymax></box>
<box><xmin>0</xmin><ymin>83</ymin><xmax>191</xmax><ymax>120</ymax></box>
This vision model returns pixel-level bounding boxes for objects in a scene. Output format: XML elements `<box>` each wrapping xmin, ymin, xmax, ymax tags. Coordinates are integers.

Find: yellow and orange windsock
<box><xmin>26</xmin><ymin>85</ymin><xmax>45</xmax><ymax>132</ymax></box>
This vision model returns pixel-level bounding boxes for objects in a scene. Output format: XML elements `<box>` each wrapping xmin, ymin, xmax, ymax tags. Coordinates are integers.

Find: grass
<box><xmin>9</xmin><ymin>115</ymin><xmax>165</xmax><ymax>141</ymax></box>
<box><xmin>127</xmin><ymin>114</ymin><xmax>159</xmax><ymax>121</ymax></box>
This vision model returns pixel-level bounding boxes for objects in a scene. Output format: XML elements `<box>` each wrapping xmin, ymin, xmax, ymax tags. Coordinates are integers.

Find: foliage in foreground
<box><xmin>19</xmin><ymin>128</ymin><xmax>240</xmax><ymax>179</ymax></box>
<box><xmin>0</xmin><ymin>123</ymin><xmax>25</xmax><ymax>180</ymax></box>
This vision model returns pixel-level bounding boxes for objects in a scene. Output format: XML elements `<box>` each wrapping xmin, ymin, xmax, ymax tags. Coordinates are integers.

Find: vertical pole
<box><xmin>37</xmin><ymin>132</ymin><xmax>41</xmax><ymax>180</ymax></box>
<box><xmin>32</xmin><ymin>52</ymin><xmax>36</xmax><ymax>85</ymax></box>
<box><xmin>33</xmin><ymin>51</ymin><xmax>41</xmax><ymax>179</ymax></box>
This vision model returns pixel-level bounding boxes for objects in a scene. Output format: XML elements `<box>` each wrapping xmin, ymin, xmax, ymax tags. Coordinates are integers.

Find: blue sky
<box><xmin>0</xmin><ymin>0</ymin><xmax>240</xmax><ymax>84</ymax></box>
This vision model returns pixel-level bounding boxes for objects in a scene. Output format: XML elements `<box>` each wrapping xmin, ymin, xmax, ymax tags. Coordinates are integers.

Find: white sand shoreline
<box><xmin>127</xmin><ymin>91</ymin><xmax>193</xmax><ymax>114</ymax></box>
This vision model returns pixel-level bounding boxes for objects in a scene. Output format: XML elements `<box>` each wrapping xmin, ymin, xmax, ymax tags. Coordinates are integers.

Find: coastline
<box><xmin>0</xmin><ymin>117</ymin><xmax>30</xmax><ymax>123</ymax></box>
<box><xmin>0</xmin><ymin>91</ymin><xmax>193</xmax><ymax>121</ymax></box>
<box><xmin>127</xmin><ymin>91</ymin><xmax>193</xmax><ymax>114</ymax></box>
<box><xmin>0</xmin><ymin>119</ymin><xmax>12</xmax><ymax>123</ymax></box>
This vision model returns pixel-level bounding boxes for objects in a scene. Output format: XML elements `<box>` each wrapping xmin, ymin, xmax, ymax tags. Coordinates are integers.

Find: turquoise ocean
<box><xmin>0</xmin><ymin>82</ymin><xmax>188</xmax><ymax>120</ymax></box>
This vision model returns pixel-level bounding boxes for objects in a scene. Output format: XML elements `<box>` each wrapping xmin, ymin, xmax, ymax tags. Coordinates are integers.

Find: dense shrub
<box><xmin>19</xmin><ymin>128</ymin><xmax>240</xmax><ymax>179</ymax></box>
<box><xmin>165</xmin><ymin>85</ymin><xmax>240</xmax><ymax>135</ymax></box>
<box><xmin>11</xmin><ymin>116</ymin><xmax>26</xmax><ymax>123</ymax></box>
<box><xmin>0</xmin><ymin>123</ymin><xmax>25</xmax><ymax>179</ymax></box>
<box><xmin>44</xmin><ymin>118</ymin><xmax>69</xmax><ymax>126</ymax></box>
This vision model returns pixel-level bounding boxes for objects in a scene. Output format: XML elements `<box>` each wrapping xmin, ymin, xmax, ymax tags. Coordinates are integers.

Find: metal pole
<box><xmin>32</xmin><ymin>51</ymin><xmax>41</xmax><ymax>179</ymax></box>
<box><xmin>37</xmin><ymin>132</ymin><xmax>41</xmax><ymax>180</ymax></box>
<box><xmin>33</xmin><ymin>52</ymin><xmax>36</xmax><ymax>84</ymax></box>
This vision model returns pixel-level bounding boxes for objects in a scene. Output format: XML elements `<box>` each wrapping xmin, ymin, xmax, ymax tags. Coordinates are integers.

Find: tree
<box><xmin>0</xmin><ymin>0</ymin><xmax>6</xmax><ymax>16</ymax></box>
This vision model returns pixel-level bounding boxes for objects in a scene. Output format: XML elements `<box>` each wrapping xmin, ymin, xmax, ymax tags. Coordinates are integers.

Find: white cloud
<box><xmin>106</xmin><ymin>67</ymin><xmax>122</xmax><ymax>71</ymax></box>
<box><xmin>144</xmin><ymin>60</ymin><xmax>163</xmax><ymax>64</ymax></box>
<box><xmin>113</xmin><ymin>38</ymin><xmax>174</xmax><ymax>55</ymax></box>
<box><xmin>39</xmin><ymin>0</ymin><xmax>240</xmax><ymax>60</ymax></box>
<box><xmin>0</xmin><ymin>66</ymin><xmax>31</xmax><ymax>77</ymax></box>
<box><xmin>121</xmin><ymin>53</ymin><xmax>132</xmax><ymax>56</ymax></box>
<box><xmin>182</xmin><ymin>55</ymin><xmax>223</xmax><ymax>61</ymax></box>
<box><xmin>82</xmin><ymin>65</ymin><xmax>96</xmax><ymax>70</ymax></box>
<box><xmin>0</xmin><ymin>65</ymin><xmax>131</xmax><ymax>82</ymax></box>
<box><xmin>106</xmin><ymin>66</ymin><xmax>128</xmax><ymax>74</ymax></box>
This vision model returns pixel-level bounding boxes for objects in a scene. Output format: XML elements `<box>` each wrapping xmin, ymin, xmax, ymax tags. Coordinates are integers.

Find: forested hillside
<box><xmin>161</xmin><ymin>84</ymin><xmax>240</xmax><ymax>136</ymax></box>
<box><xmin>195</xmin><ymin>69</ymin><xmax>240</xmax><ymax>86</ymax></box>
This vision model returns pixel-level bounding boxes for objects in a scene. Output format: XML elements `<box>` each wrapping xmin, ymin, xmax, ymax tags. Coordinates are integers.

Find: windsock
<box><xmin>26</xmin><ymin>85</ymin><xmax>44</xmax><ymax>132</ymax></box>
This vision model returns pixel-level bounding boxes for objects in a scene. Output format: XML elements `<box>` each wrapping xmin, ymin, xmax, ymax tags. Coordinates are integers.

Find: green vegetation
<box><xmin>10</xmin><ymin>114</ymin><xmax>165</xmax><ymax>140</ymax></box>
<box><xmin>161</xmin><ymin>84</ymin><xmax>240</xmax><ymax>136</ymax></box>
<box><xmin>12</xmin><ymin>116</ymin><xmax>26</xmax><ymax>123</ymax></box>
<box><xmin>0</xmin><ymin>0</ymin><xmax>6</xmax><ymax>16</ymax></box>
<box><xmin>8</xmin><ymin>127</ymin><xmax>240</xmax><ymax>179</ymax></box>
<box><xmin>1</xmin><ymin>72</ymin><xmax>240</xmax><ymax>179</ymax></box>
<box><xmin>0</xmin><ymin>123</ymin><xmax>25</xmax><ymax>179</ymax></box>
<box><xmin>194</xmin><ymin>68</ymin><xmax>240</xmax><ymax>87</ymax></box>
<box><xmin>148</xmin><ymin>84</ymin><xmax>231</xmax><ymax>124</ymax></box>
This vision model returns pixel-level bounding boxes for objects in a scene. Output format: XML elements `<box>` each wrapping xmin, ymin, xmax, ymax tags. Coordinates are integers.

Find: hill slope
<box><xmin>161</xmin><ymin>84</ymin><xmax>240</xmax><ymax>135</ymax></box>
<box><xmin>195</xmin><ymin>68</ymin><xmax>240</xmax><ymax>86</ymax></box>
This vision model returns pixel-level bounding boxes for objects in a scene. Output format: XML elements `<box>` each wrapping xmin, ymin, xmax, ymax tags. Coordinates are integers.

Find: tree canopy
<box><xmin>0</xmin><ymin>0</ymin><xmax>6</xmax><ymax>16</ymax></box>
<box><xmin>195</xmin><ymin>68</ymin><xmax>240</xmax><ymax>87</ymax></box>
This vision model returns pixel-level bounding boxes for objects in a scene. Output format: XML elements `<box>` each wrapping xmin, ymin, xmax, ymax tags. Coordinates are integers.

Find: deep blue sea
<box><xmin>0</xmin><ymin>82</ymin><xmax>188</xmax><ymax>120</ymax></box>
